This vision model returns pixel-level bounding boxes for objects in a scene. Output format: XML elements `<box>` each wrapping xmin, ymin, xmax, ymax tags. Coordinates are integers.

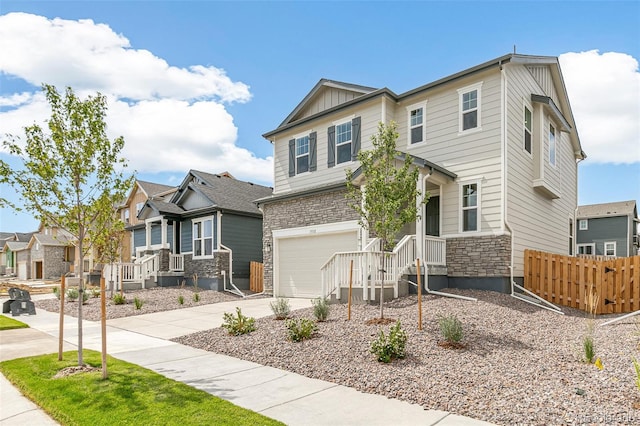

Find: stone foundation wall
<box><xmin>183</xmin><ymin>251</ymin><xmax>230</xmax><ymax>290</ymax></box>
<box><xmin>262</xmin><ymin>188</ymin><xmax>360</xmax><ymax>293</ymax></box>
<box><xmin>446</xmin><ymin>234</ymin><xmax>511</xmax><ymax>277</ymax></box>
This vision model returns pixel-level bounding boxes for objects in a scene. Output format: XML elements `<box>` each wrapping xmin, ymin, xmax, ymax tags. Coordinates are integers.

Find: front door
<box><xmin>425</xmin><ymin>196</ymin><xmax>440</xmax><ymax>237</ymax></box>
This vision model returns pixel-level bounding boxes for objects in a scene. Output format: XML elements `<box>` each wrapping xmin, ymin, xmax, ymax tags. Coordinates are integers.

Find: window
<box><xmin>193</xmin><ymin>218</ymin><xmax>214</xmax><ymax>258</ymax></box>
<box><xmin>123</xmin><ymin>209</ymin><xmax>130</xmax><ymax>225</ymax></box>
<box><xmin>458</xmin><ymin>83</ymin><xmax>482</xmax><ymax>132</ymax></box>
<box><xmin>461</xmin><ymin>183</ymin><xmax>479</xmax><ymax>232</ymax></box>
<box><xmin>577</xmin><ymin>244</ymin><xmax>595</xmax><ymax>255</ymax></box>
<box><xmin>335</xmin><ymin>121</ymin><xmax>352</xmax><ymax>164</ymax></box>
<box><xmin>136</xmin><ymin>202</ymin><xmax>144</xmax><ymax>215</ymax></box>
<box><xmin>579</xmin><ymin>219</ymin><xmax>588</xmax><ymax>230</ymax></box>
<box><xmin>604</xmin><ymin>242</ymin><xmax>616</xmax><ymax>257</ymax></box>
<box><xmin>296</xmin><ymin>136</ymin><xmax>309</xmax><ymax>174</ymax></box>
<box><xmin>407</xmin><ymin>103</ymin><xmax>426</xmax><ymax>145</ymax></box>
<box><xmin>524</xmin><ymin>106</ymin><xmax>532</xmax><ymax>154</ymax></box>
<box><xmin>549</xmin><ymin>124</ymin><xmax>556</xmax><ymax>166</ymax></box>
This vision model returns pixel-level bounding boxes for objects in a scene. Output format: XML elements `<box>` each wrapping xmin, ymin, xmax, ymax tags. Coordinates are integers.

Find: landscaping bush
<box><xmin>112</xmin><ymin>293</ymin><xmax>126</xmax><ymax>305</ymax></box>
<box><xmin>270</xmin><ymin>297</ymin><xmax>290</xmax><ymax>320</ymax></box>
<box><xmin>370</xmin><ymin>320</ymin><xmax>407</xmax><ymax>363</ymax></box>
<box><xmin>193</xmin><ymin>293</ymin><xmax>200</xmax><ymax>302</ymax></box>
<box><xmin>286</xmin><ymin>318</ymin><xmax>317</xmax><ymax>342</ymax></box>
<box><xmin>90</xmin><ymin>287</ymin><xmax>101</xmax><ymax>298</ymax></box>
<box><xmin>66</xmin><ymin>288</ymin><xmax>78</xmax><ymax>302</ymax></box>
<box><xmin>222</xmin><ymin>307</ymin><xmax>256</xmax><ymax>336</ymax></box>
<box><xmin>312</xmin><ymin>297</ymin><xmax>330</xmax><ymax>322</ymax></box>
<box><xmin>633</xmin><ymin>358</ymin><xmax>640</xmax><ymax>392</ymax></box>
<box><xmin>438</xmin><ymin>314</ymin><xmax>464</xmax><ymax>344</ymax></box>
<box><xmin>52</xmin><ymin>286</ymin><xmax>60</xmax><ymax>300</ymax></box>
<box><xmin>582</xmin><ymin>334</ymin><xmax>596</xmax><ymax>364</ymax></box>
<box><xmin>134</xmin><ymin>297</ymin><xmax>144</xmax><ymax>310</ymax></box>
<box><xmin>178</xmin><ymin>295</ymin><xmax>184</xmax><ymax>305</ymax></box>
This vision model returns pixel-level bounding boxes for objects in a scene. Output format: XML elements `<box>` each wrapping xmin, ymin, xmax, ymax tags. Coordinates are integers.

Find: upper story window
<box><xmin>524</xmin><ymin>106</ymin><xmax>532</xmax><ymax>154</ymax></box>
<box><xmin>289</xmin><ymin>132</ymin><xmax>317</xmax><ymax>176</ymax></box>
<box><xmin>136</xmin><ymin>202</ymin><xmax>144</xmax><ymax>216</ymax></box>
<box><xmin>193</xmin><ymin>217</ymin><xmax>213</xmax><ymax>258</ymax></box>
<box><xmin>458</xmin><ymin>82</ymin><xmax>482</xmax><ymax>132</ymax></box>
<box><xmin>296</xmin><ymin>136</ymin><xmax>309</xmax><ymax>174</ymax></box>
<box><xmin>123</xmin><ymin>209</ymin><xmax>130</xmax><ymax>225</ymax></box>
<box><xmin>577</xmin><ymin>244</ymin><xmax>594</xmax><ymax>255</ymax></box>
<box><xmin>569</xmin><ymin>219</ymin><xmax>574</xmax><ymax>255</ymax></box>
<box><xmin>461</xmin><ymin>182</ymin><xmax>480</xmax><ymax>232</ymax></box>
<box><xmin>604</xmin><ymin>241</ymin><xmax>616</xmax><ymax>257</ymax></box>
<box><xmin>407</xmin><ymin>103</ymin><xmax>426</xmax><ymax>145</ymax></box>
<box><xmin>336</xmin><ymin>121</ymin><xmax>352</xmax><ymax>164</ymax></box>
<box><xmin>549</xmin><ymin>124</ymin><xmax>556</xmax><ymax>167</ymax></box>
<box><xmin>579</xmin><ymin>219</ymin><xmax>588</xmax><ymax>230</ymax></box>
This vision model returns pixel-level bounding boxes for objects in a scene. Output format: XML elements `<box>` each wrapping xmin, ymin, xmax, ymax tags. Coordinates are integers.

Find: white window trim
<box><xmin>548</xmin><ymin>122</ymin><xmax>557</xmax><ymax>168</ymax></box>
<box><xmin>523</xmin><ymin>102</ymin><xmax>533</xmax><ymax>157</ymax></box>
<box><xmin>577</xmin><ymin>243</ymin><xmax>595</xmax><ymax>255</ymax></box>
<box><xmin>459</xmin><ymin>180</ymin><xmax>481</xmax><ymax>233</ymax></box>
<box><xmin>604</xmin><ymin>241</ymin><xmax>616</xmax><ymax>257</ymax></box>
<box><xmin>457</xmin><ymin>82</ymin><xmax>483</xmax><ymax>134</ymax></box>
<box><xmin>578</xmin><ymin>219</ymin><xmax>588</xmax><ymax>230</ymax></box>
<box><xmin>192</xmin><ymin>216</ymin><xmax>215</xmax><ymax>259</ymax></box>
<box><xmin>334</xmin><ymin>116</ymin><xmax>354</xmax><ymax>166</ymax></box>
<box><xmin>293</xmin><ymin>130</ymin><xmax>311</xmax><ymax>176</ymax></box>
<box><xmin>406</xmin><ymin>101</ymin><xmax>427</xmax><ymax>146</ymax></box>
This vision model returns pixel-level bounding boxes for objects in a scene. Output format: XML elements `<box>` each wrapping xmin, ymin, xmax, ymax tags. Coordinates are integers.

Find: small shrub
<box><xmin>178</xmin><ymin>295</ymin><xmax>184</xmax><ymax>305</ymax></box>
<box><xmin>66</xmin><ymin>288</ymin><xmax>79</xmax><ymax>302</ymax></box>
<box><xmin>370</xmin><ymin>320</ymin><xmax>407</xmax><ymax>363</ymax></box>
<box><xmin>52</xmin><ymin>286</ymin><xmax>60</xmax><ymax>300</ymax></box>
<box><xmin>134</xmin><ymin>297</ymin><xmax>144</xmax><ymax>310</ymax></box>
<box><xmin>438</xmin><ymin>314</ymin><xmax>464</xmax><ymax>344</ymax></box>
<box><xmin>582</xmin><ymin>334</ymin><xmax>596</xmax><ymax>364</ymax></box>
<box><xmin>633</xmin><ymin>358</ymin><xmax>640</xmax><ymax>392</ymax></box>
<box><xmin>81</xmin><ymin>290</ymin><xmax>89</xmax><ymax>304</ymax></box>
<box><xmin>112</xmin><ymin>293</ymin><xmax>126</xmax><ymax>305</ymax></box>
<box><xmin>193</xmin><ymin>293</ymin><xmax>200</xmax><ymax>303</ymax></box>
<box><xmin>312</xmin><ymin>297</ymin><xmax>330</xmax><ymax>322</ymax></box>
<box><xmin>286</xmin><ymin>318</ymin><xmax>317</xmax><ymax>342</ymax></box>
<box><xmin>270</xmin><ymin>297</ymin><xmax>290</xmax><ymax>320</ymax></box>
<box><xmin>90</xmin><ymin>287</ymin><xmax>101</xmax><ymax>298</ymax></box>
<box><xmin>222</xmin><ymin>307</ymin><xmax>256</xmax><ymax>336</ymax></box>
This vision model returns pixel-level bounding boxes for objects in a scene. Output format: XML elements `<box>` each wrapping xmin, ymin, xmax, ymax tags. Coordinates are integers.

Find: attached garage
<box><xmin>17</xmin><ymin>262</ymin><xmax>28</xmax><ymax>280</ymax></box>
<box><xmin>275</xmin><ymin>224</ymin><xmax>359</xmax><ymax>298</ymax></box>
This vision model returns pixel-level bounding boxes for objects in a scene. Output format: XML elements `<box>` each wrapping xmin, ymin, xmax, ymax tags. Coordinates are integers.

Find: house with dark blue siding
<box><xmin>137</xmin><ymin>170</ymin><xmax>272</xmax><ymax>291</ymax></box>
<box><xmin>576</xmin><ymin>200</ymin><xmax>639</xmax><ymax>257</ymax></box>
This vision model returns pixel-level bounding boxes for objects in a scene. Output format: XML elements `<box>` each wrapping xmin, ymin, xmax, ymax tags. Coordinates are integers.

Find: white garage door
<box><xmin>277</xmin><ymin>231</ymin><xmax>358</xmax><ymax>298</ymax></box>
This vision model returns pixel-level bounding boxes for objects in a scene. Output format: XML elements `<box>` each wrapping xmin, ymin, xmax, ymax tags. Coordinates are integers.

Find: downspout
<box><xmin>501</xmin><ymin>61</ymin><xmax>562</xmax><ymax>314</ymax></box>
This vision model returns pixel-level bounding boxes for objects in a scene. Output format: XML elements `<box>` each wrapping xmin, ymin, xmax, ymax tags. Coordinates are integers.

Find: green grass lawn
<box><xmin>0</xmin><ymin>315</ymin><xmax>29</xmax><ymax>330</ymax></box>
<box><xmin>0</xmin><ymin>350</ymin><xmax>283</xmax><ymax>426</ymax></box>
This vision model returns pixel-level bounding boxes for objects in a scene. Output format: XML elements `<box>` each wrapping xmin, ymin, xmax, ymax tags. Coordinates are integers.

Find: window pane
<box><xmin>204</xmin><ymin>238</ymin><xmax>213</xmax><ymax>256</ymax></box>
<box><xmin>524</xmin><ymin>131</ymin><xmax>532</xmax><ymax>153</ymax></box>
<box><xmin>336</xmin><ymin>122</ymin><xmax>351</xmax><ymax>144</ymax></box>
<box><xmin>524</xmin><ymin>107</ymin><xmax>532</xmax><ymax>131</ymax></box>
<box><xmin>297</xmin><ymin>155</ymin><xmax>309</xmax><ymax>173</ymax></box>
<box><xmin>296</xmin><ymin>136</ymin><xmax>309</xmax><ymax>155</ymax></box>
<box><xmin>337</xmin><ymin>143</ymin><xmax>351</xmax><ymax>164</ymax></box>
<box><xmin>463</xmin><ymin>90</ymin><xmax>477</xmax><ymax>111</ymax></box>
<box><xmin>194</xmin><ymin>222</ymin><xmax>201</xmax><ymax>238</ymax></box>
<box><xmin>549</xmin><ymin>125</ymin><xmax>556</xmax><ymax>165</ymax></box>
<box><xmin>203</xmin><ymin>219</ymin><xmax>212</xmax><ymax>238</ymax></box>
<box><xmin>463</xmin><ymin>184</ymin><xmax>477</xmax><ymax>207</ymax></box>
<box><xmin>411</xmin><ymin>126</ymin><xmax>423</xmax><ymax>144</ymax></box>
<box><xmin>463</xmin><ymin>209</ymin><xmax>477</xmax><ymax>231</ymax></box>
<box><xmin>194</xmin><ymin>240</ymin><xmax>202</xmax><ymax>257</ymax></box>
<box><xmin>410</xmin><ymin>108</ymin><xmax>423</xmax><ymax>126</ymax></box>
<box><xmin>463</xmin><ymin>110</ymin><xmax>477</xmax><ymax>130</ymax></box>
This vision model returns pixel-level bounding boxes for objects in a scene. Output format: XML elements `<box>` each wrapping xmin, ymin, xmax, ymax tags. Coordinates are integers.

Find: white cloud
<box><xmin>559</xmin><ymin>50</ymin><xmax>640</xmax><ymax>164</ymax></box>
<box><xmin>0</xmin><ymin>12</ymin><xmax>272</xmax><ymax>184</ymax></box>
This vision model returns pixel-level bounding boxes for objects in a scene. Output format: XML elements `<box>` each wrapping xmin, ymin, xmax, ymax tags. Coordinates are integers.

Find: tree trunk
<box><xmin>379</xmin><ymin>239</ymin><xmax>385</xmax><ymax>319</ymax></box>
<box><xmin>77</xmin><ymin>241</ymin><xmax>84</xmax><ymax>366</ymax></box>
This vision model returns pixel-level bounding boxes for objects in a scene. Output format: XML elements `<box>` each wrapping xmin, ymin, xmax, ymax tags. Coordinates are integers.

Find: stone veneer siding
<box><xmin>446</xmin><ymin>234</ymin><xmax>511</xmax><ymax>277</ymax></box>
<box><xmin>182</xmin><ymin>251</ymin><xmax>230</xmax><ymax>290</ymax></box>
<box><xmin>262</xmin><ymin>188</ymin><xmax>360</xmax><ymax>293</ymax></box>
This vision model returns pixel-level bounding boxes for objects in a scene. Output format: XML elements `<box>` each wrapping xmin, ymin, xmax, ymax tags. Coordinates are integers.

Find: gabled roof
<box><xmin>263</xmin><ymin>53</ymin><xmax>585</xmax><ymax>160</ymax></box>
<box><xmin>15</xmin><ymin>232</ymin><xmax>35</xmax><ymax>242</ymax></box>
<box><xmin>0</xmin><ymin>232</ymin><xmax>15</xmax><ymax>241</ymax></box>
<box><xmin>138</xmin><ymin>180</ymin><xmax>177</xmax><ymax>199</ymax></box>
<box><xmin>27</xmin><ymin>233</ymin><xmax>72</xmax><ymax>249</ymax></box>
<box><xmin>577</xmin><ymin>200</ymin><xmax>638</xmax><ymax>219</ymax></box>
<box><xmin>4</xmin><ymin>241</ymin><xmax>28</xmax><ymax>251</ymax></box>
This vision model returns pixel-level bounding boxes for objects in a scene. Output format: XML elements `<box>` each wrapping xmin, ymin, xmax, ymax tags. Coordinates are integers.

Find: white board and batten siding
<box><xmin>273</xmin><ymin>222</ymin><xmax>360</xmax><ymax>298</ymax></box>
<box><xmin>505</xmin><ymin>64</ymin><xmax>578</xmax><ymax>276</ymax></box>
<box><xmin>297</xmin><ymin>87</ymin><xmax>366</xmax><ymax>121</ymax></box>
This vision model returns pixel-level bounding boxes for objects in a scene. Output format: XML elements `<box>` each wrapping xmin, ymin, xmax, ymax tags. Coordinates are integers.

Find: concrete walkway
<box><xmin>1</xmin><ymin>296</ymin><xmax>494</xmax><ymax>426</ymax></box>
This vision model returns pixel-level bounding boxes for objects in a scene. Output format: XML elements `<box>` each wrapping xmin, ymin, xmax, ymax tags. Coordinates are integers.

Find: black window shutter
<box><xmin>288</xmin><ymin>139</ymin><xmax>295</xmax><ymax>177</ymax></box>
<box><xmin>327</xmin><ymin>125</ymin><xmax>336</xmax><ymax>168</ymax></box>
<box><xmin>309</xmin><ymin>132</ymin><xmax>317</xmax><ymax>171</ymax></box>
<box><xmin>351</xmin><ymin>116</ymin><xmax>361</xmax><ymax>161</ymax></box>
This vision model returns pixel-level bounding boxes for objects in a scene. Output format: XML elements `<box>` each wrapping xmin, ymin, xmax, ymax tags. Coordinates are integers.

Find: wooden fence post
<box><xmin>58</xmin><ymin>275</ymin><xmax>65</xmax><ymax>361</ymax></box>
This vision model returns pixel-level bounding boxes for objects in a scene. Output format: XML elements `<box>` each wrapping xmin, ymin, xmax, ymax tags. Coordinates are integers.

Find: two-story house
<box><xmin>258</xmin><ymin>53</ymin><xmax>585</xmax><ymax>301</ymax></box>
<box><xmin>576</xmin><ymin>200</ymin><xmax>639</xmax><ymax>257</ymax></box>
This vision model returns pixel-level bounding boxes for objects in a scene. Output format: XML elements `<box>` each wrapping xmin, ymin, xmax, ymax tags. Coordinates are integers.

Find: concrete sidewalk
<box><xmin>1</xmin><ymin>297</ymin><xmax>494</xmax><ymax>426</ymax></box>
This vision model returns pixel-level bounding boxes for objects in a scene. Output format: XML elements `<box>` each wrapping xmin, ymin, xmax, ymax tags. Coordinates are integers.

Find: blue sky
<box><xmin>1</xmin><ymin>1</ymin><xmax>639</xmax><ymax>232</ymax></box>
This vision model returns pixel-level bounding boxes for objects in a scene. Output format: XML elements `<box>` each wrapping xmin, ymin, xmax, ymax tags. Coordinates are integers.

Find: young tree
<box><xmin>2</xmin><ymin>84</ymin><xmax>133</xmax><ymax>365</ymax></box>
<box><xmin>346</xmin><ymin>121</ymin><xmax>425</xmax><ymax>319</ymax></box>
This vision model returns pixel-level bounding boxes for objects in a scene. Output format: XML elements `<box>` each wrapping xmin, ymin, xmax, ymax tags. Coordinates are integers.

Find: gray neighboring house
<box><xmin>26</xmin><ymin>233</ymin><xmax>73</xmax><ymax>279</ymax></box>
<box><xmin>136</xmin><ymin>170</ymin><xmax>273</xmax><ymax>291</ymax></box>
<box><xmin>1</xmin><ymin>232</ymin><xmax>36</xmax><ymax>276</ymax></box>
<box><xmin>576</xmin><ymin>200</ymin><xmax>639</xmax><ymax>257</ymax></box>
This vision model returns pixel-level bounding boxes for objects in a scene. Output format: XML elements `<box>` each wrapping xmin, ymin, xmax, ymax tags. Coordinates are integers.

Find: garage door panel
<box><xmin>277</xmin><ymin>231</ymin><xmax>357</xmax><ymax>298</ymax></box>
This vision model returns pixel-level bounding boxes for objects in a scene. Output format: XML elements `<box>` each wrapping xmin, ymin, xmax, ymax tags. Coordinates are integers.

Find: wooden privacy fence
<box><xmin>524</xmin><ymin>249</ymin><xmax>640</xmax><ymax>314</ymax></box>
<box><xmin>250</xmin><ymin>261</ymin><xmax>264</xmax><ymax>293</ymax></box>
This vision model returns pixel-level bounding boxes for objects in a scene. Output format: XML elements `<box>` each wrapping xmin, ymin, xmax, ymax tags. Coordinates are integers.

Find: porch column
<box><xmin>415</xmin><ymin>172</ymin><xmax>425</xmax><ymax>262</ymax></box>
<box><xmin>161</xmin><ymin>218</ymin><xmax>168</xmax><ymax>249</ymax></box>
<box><xmin>145</xmin><ymin>221</ymin><xmax>151</xmax><ymax>250</ymax></box>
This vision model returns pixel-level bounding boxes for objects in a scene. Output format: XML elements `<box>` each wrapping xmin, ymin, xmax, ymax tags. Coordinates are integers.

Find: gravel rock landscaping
<box><xmin>35</xmin><ymin>286</ymin><xmax>240</xmax><ymax>321</ymax></box>
<box><xmin>174</xmin><ymin>290</ymin><xmax>639</xmax><ymax>426</ymax></box>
